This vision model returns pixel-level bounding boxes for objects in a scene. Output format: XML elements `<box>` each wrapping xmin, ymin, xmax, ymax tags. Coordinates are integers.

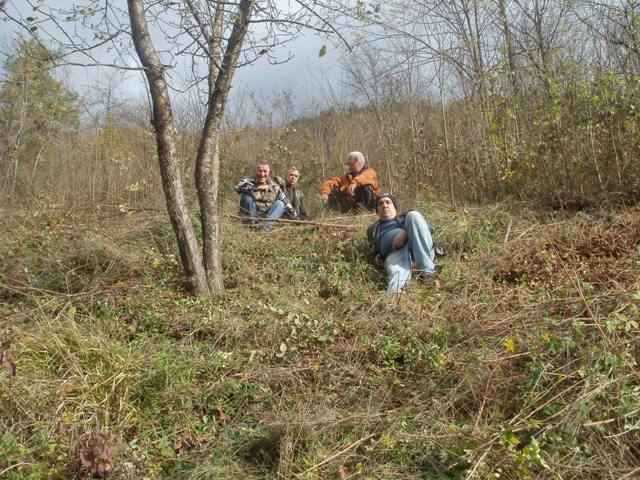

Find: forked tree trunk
<box><xmin>128</xmin><ymin>0</ymin><xmax>209</xmax><ymax>294</ymax></box>
<box><xmin>128</xmin><ymin>0</ymin><xmax>255</xmax><ymax>295</ymax></box>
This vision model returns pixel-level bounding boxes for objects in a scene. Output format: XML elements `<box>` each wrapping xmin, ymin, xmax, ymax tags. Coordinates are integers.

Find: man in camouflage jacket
<box><xmin>235</xmin><ymin>162</ymin><xmax>299</xmax><ymax>230</ymax></box>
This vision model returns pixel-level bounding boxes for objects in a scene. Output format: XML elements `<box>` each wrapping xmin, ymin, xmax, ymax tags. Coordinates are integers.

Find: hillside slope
<box><xmin>1</xmin><ymin>204</ymin><xmax>639</xmax><ymax>479</ymax></box>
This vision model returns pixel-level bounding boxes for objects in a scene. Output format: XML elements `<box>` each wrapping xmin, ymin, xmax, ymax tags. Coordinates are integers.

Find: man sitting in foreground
<box><xmin>234</xmin><ymin>162</ymin><xmax>299</xmax><ymax>230</ymax></box>
<box><xmin>367</xmin><ymin>193</ymin><xmax>436</xmax><ymax>294</ymax></box>
<box><xmin>320</xmin><ymin>151</ymin><xmax>380</xmax><ymax>212</ymax></box>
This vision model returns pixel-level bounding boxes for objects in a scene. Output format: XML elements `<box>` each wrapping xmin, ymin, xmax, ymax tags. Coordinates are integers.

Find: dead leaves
<box><xmin>491</xmin><ymin>216</ymin><xmax>640</xmax><ymax>287</ymax></box>
<box><xmin>0</xmin><ymin>348</ymin><xmax>16</xmax><ymax>378</ymax></box>
<box><xmin>71</xmin><ymin>430</ymin><xmax>119</xmax><ymax>479</ymax></box>
<box><xmin>337</xmin><ymin>464</ymin><xmax>350</xmax><ymax>479</ymax></box>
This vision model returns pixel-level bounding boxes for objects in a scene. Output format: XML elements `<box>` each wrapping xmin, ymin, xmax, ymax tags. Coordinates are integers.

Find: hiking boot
<box><xmin>416</xmin><ymin>271</ymin><xmax>436</xmax><ymax>286</ymax></box>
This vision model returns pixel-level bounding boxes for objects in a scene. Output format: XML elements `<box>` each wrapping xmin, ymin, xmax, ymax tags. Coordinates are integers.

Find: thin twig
<box><xmin>582</xmin><ymin>418</ymin><xmax>616</xmax><ymax>428</ymax></box>
<box><xmin>465</xmin><ymin>447</ymin><xmax>490</xmax><ymax>480</ymax></box>
<box><xmin>621</xmin><ymin>466</ymin><xmax>640</xmax><ymax>478</ymax></box>
<box><xmin>0</xmin><ymin>463</ymin><xmax>31</xmax><ymax>476</ymax></box>
<box><xmin>294</xmin><ymin>433</ymin><xmax>376</xmax><ymax>477</ymax></box>
<box><xmin>604</xmin><ymin>419</ymin><xmax>640</xmax><ymax>439</ymax></box>
<box><xmin>504</xmin><ymin>219</ymin><xmax>513</xmax><ymax>243</ymax></box>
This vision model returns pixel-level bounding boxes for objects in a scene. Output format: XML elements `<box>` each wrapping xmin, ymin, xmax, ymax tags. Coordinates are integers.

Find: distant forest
<box><xmin>2</xmin><ymin>1</ymin><xmax>639</xmax><ymax>211</ymax></box>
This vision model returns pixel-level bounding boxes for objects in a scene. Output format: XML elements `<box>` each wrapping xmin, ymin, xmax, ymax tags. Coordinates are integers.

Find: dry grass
<box><xmin>1</xmin><ymin>203</ymin><xmax>639</xmax><ymax>479</ymax></box>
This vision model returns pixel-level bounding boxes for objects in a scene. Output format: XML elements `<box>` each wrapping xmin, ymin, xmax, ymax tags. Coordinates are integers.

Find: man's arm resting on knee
<box><xmin>392</xmin><ymin>230</ymin><xmax>407</xmax><ymax>251</ymax></box>
<box><xmin>320</xmin><ymin>175</ymin><xmax>350</xmax><ymax>199</ymax></box>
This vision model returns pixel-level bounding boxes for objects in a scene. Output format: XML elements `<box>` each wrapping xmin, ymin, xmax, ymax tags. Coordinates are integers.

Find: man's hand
<box><xmin>255</xmin><ymin>184</ymin><xmax>271</xmax><ymax>191</ymax></box>
<box><xmin>392</xmin><ymin>230</ymin><xmax>407</xmax><ymax>251</ymax></box>
<box><xmin>320</xmin><ymin>193</ymin><xmax>328</xmax><ymax>204</ymax></box>
<box><xmin>346</xmin><ymin>183</ymin><xmax>356</xmax><ymax>196</ymax></box>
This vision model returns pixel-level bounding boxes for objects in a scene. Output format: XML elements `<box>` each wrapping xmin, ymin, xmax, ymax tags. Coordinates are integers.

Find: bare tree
<box><xmin>577</xmin><ymin>0</ymin><xmax>640</xmax><ymax>75</ymax></box>
<box><xmin>2</xmin><ymin>0</ymin><xmax>342</xmax><ymax>295</ymax></box>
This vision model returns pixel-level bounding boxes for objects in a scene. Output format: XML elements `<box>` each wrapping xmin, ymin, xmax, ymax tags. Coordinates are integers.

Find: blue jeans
<box><xmin>384</xmin><ymin>211</ymin><xmax>436</xmax><ymax>294</ymax></box>
<box><xmin>239</xmin><ymin>194</ymin><xmax>285</xmax><ymax>231</ymax></box>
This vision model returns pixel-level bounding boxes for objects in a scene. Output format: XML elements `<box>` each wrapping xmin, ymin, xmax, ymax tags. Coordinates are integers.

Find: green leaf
<box><xmin>319</xmin><ymin>45</ymin><xmax>327</xmax><ymax>58</ymax></box>
<box><xmin>157</xmin><ymin>438</ymin><xmax>174</xmax><ymax>458</ymax></box>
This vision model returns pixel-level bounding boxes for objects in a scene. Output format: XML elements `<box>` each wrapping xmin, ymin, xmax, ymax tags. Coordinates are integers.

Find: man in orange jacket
<box><xmin>320</xmin><ymin>151</ymin><xmax>381</xmax><ymax>212</ymax></box>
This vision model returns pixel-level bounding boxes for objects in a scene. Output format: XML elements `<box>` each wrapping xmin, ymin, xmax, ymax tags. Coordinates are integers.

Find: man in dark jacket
<box><xmin>280</xmin><ymin>166</ymin><xmax>308</xmax><ymax>220</ymax></box>
<box><xmin>367</xmin><ymin>193</ymin><xmax>437</xmax><ymax>294</ymax></box>
<box><xmin>235</xmin><ymin>162</ymin><xmax>299</xmax><ymax>230</ymax></box>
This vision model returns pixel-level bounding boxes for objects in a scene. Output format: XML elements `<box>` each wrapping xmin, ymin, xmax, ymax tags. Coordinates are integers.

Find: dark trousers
<box><xmin>327</xmin><ymin>185</ymin><xmax>375</xmax><ymax>213</ymax></box>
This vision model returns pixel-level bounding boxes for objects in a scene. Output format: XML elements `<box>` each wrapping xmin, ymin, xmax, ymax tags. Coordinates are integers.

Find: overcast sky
<box><xmin>0</xmin><ymin>1</ymin><xmax>346</xmax><ymax>121</ymax></box>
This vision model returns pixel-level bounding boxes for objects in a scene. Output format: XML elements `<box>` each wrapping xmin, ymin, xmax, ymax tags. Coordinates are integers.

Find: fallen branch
<box><xmin>226</xmin><ymin>214</ymin><xmax>364</xmax><ymax>229</ymax></box>
<box><xmin>0</xmin><ymin>280</ymin><xmax>94</xmax><ymax>298</ymax></box>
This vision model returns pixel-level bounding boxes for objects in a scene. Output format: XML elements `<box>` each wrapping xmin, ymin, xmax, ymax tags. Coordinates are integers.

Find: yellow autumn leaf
<box><xmin>502</xmin><ymin>337</ymin><xmax>516</xmax><ymax>353</ymax></box>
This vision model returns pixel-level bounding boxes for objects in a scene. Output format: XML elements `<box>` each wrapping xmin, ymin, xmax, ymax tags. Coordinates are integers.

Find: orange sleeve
<box><xmin>320</xmin><ymin>174</ymin><xmax>349</xmax><ymax>196</ymax></box>
<box><xmin>352</xmin><ymin>168</ymin><xmax>381</xmax><ymax>196</ymax></box>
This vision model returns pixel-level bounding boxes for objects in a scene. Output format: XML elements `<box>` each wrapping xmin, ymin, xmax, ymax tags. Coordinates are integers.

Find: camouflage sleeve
<box><xmin>234</xmin><ymin>177</ymin><xmax>255</xmax><ymax>193</ymax></box>
<box><xmin>276</xmin><ymin>186</ymin><xmax>299</xmax><ymax>220</ymax></box>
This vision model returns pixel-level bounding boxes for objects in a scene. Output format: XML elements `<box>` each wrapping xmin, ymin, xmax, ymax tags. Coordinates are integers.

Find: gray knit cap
<box><xmin>375</xmin><ymin>192</ymin><xmax>399</xmax><ymax>212</ymax></box>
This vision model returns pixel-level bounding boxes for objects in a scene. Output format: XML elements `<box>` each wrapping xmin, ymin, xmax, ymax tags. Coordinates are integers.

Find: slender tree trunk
<box><xmin>438</xmin><ymin>63</ymin><xmax>455</xmax><ymax>206</ymax></box>
<box><xmin>588</xmin><ymin>123</ymin><xmax>605</xmax><ymax>194</ymax></box>
<box><xmin>533</xmin><ymin>0</ymin><xmax>552</xmax><ymax>92</ymax></box>
<box><xmin>196</xmin><ymin>0</ymin><xmax>254</xmax><ymax>294</ymax></box>
<box><xmin>30</xmin><ymin>146</ymin><xmax>44</xmax><ymax>181</ymax></box>
<box><xmin>10</xmin><ymin>83</ymin><xmax>28</xmax><ymax>195</ymax></box>
<box><xmin>498</xmin><ymin>0</ymin><xmax>518</xmax><ymax>93</ymax></box>
<box><xmin>472</xmin><ymin>0</ymin><xmax>486</xmax><ymax>104</ymax></box>
<box><xmin>128</xmin><ymin>0</ymin><xmax>209</xmax><ymax>294</ymax></box>
<box><xmin>10</xmin><ymin>150</ymin><xmax>19</xmax><ymax>194</ymax></box>
<box><xmin>409</xmin><ymin>107</ymin><xmax>420</xmax><ymax>197</ymax></box>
